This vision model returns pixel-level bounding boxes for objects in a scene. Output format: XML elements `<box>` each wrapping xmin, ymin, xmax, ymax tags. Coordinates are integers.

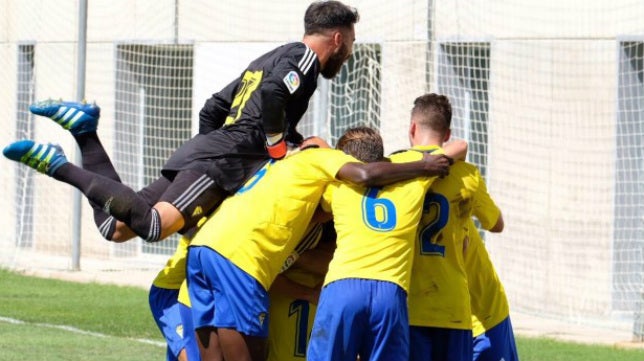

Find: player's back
<box><xmin>408</xmin><ymin>160</ymin><xmax>485</xmax><ymax>329</ymax></box>
<box><xmin>224</xmin><ymin>42</ymin><xmax>320</xmax><ymax>129</ymax></box>
<box><xmin>321</xmin><ymin>148</ymin><xmax>438</xmax><ymax>292</ymax></box>
<box><xmin>189</xmin><ymin>147</ymin><xmax>355</xmax><ymax>291</ymax></box>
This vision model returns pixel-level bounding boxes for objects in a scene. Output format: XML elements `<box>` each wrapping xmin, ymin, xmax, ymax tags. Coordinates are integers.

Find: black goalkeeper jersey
<box><xmin>162</xmin><ymin>42</ymin><xmax>321</xmax><ymax>193</ymax></box>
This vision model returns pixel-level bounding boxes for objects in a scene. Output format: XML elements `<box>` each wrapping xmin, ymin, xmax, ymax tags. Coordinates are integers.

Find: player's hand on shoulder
<box><xmin>422</xmin><ymin>153</ymin><xmax>452</xmax><ymax>178</ymax></box>
<box><xmin>300</xmin><ymin>136</ymin><xmax>331</xmax><ymax>150</ymax></box>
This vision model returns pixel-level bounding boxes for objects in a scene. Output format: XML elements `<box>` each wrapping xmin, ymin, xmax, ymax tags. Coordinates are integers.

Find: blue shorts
<box><xmin>473</xmin><ymin>316</ymin><xmax>519</xmax><ymax>361</ymax></box>
<box><xmin>186</xmin><ymin>246</ymin><xmax>270</xmax><ymax>337</ymax></box>
<box><xmin>148</xmin><ymin>285</ymin><xmax>186</xmax><ymax>361</ymax></box>
<box><xmin>409</xmin><ymin>325</ymin><xmax>472</xmax><ymax>361</ymax></box>
<box><xmin>179</xmin><ymin>302</ymin><xmax>201</xmax><ymax>361</ymax></box>
<box><xmin>307</xmin><ymin>278</ymin><xmax>409</xmax><ymax>361</ymax></box>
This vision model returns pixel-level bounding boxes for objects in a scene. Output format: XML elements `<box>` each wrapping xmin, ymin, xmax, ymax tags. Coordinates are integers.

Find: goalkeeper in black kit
<box><xmin>3</xmin><ymin>1</ymin><xmax>359</xmax><ymax>243</ymax></box>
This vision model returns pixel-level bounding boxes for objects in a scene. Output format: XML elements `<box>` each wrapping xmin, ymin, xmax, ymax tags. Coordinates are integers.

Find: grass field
<box><xmin>1</xmin><ymin>268</ymin><xmax>643</xmax><ymax>361</ymax></box>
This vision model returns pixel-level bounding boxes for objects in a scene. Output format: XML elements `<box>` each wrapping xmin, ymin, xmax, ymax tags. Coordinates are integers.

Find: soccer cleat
<box><xmin>29</xmin><ymin>99</ymin><xmax>100</xmax><ymax>136</ymax></box>
<box><xmin>3</xmin><ymin>140</ymin><xmax>68</xmax><ymax>176</ymax></box>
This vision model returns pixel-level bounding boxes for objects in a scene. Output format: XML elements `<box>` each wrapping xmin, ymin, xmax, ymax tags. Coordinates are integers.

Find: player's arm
<box><xmin>270</xmin><ymin>275</ymin><xmax>321</xmax><ymax>305</ymax></box>
<box><xmin>284</xmin><ymin>106</ymin><xmax>307</xmax><ymax>146</ymax></box>
<box><xmin>198</xmin><ymin>76</ymin><xmax>240</xmax><ymax>134</ymax></box>
<box><xmin>261</xmin><ymin>57</ymin><xmax>308</xmax><ymax>158</ymax></box>
<box><xmin>488</xmin><ymin>213</ymin><xmax>504</xmax><ymax>233</ymax></box>
<box><xmin>443</xmin><ymin>139</ymin><xmax>468</xmax><ymax>161</ymax></box>
<box><xmin>472</xmin><ymin>167</ymin><xmax>504</xmax><ymax>233</ymax></box>
<box><xmin>336</xmin><ymin>153</ymin><xmax>452</xmax><ymax>187</ymax></box>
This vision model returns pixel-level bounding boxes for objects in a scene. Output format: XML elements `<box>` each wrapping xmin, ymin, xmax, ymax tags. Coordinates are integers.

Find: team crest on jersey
<box><xmin>176</xmin><ymin>324</ymin><xmax>184</xmax><ymax>338</ymax></box>
<box><xmin>283</xmin><ymin>71</ymin><xmax>300</xmax><ymax>94</ymax></box>
<box><xmin>258</xmin><ymin>312</ymin><xmax>267</xmax><ymax>326</ymax></box>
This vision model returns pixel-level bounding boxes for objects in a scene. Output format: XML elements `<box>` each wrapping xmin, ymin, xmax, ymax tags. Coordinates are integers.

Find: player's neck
<box><xmin>302</xmin><ymin>34</ymin><xmax>332</xmax><ymax>68</ymax></box>
<box><xmin>412</xmin><ymin>134</ymin><xmax>442</xmax><ymax>148</ymax></box>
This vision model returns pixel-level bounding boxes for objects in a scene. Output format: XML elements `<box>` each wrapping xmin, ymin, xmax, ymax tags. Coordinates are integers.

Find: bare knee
<box><xmin>109</xmin><ymin>221</ymin><xmax>138</xmax><ymax>242</ymax></box>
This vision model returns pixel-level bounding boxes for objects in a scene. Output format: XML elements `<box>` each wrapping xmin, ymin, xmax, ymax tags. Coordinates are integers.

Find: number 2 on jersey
<box><xmin>419</xmin><ymin>192</ymin><xmax>449</xmax><ymax>256</ymax></box>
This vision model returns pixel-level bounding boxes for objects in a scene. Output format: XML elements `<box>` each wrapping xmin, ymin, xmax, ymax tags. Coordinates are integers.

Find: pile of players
<box><xmin>3</xmin><ymin>1</ymin><xmax>519</xmax><ymax>361</ymax></box>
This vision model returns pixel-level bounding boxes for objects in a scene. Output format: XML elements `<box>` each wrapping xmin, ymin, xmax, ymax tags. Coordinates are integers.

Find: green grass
<box><xmin>1</xmin><ymin>268</ymin><xmax>643</xmax><ymax>361</ymax></box>
<box><xmin>517</xmin><ymin>337</ymin><xmax>644</xmax><ymax>361</ymax></box>
<box><xmin>0</xmin><ymin>268</ymin><xmax>165</xmax><ymax>361</ymax></box>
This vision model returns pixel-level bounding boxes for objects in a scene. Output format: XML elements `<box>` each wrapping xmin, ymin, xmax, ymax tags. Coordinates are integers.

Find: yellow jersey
<box><xmin>268</xmin><ymin>221</ymin><xmax>332</xmax><ymax>361</ymax></box>
<box><xmin>151</xmin><ymin>235</ymin><xmax>190</xmax><ymax>289</ymax></box>
<box><xmin>465</xmin><ymin>219</ymin><xmax>508</xmax><ymax>336</ymax></box>
<box><xmin>408</xmin><ymin>160</ymin><xmax>492</xmax><ymax>330</ymax></box>
<box><xmin>321</xmin><ymin>147</ymin><xmax>439</xmax><ymax>292</ymax></box>
<box><xmin>268</xmin><ymin>266</ymin><xmax>323</xmax><ymax>361</ymax></box>
<box><xmin>190</xmin><ymin>148</ymin><xmax>356</xmax><ymax>290</ymax></box>
<box><xmin>178</xmin><ymin>279</ymin><xmax>190</xmax><ymax>307</ymax></box>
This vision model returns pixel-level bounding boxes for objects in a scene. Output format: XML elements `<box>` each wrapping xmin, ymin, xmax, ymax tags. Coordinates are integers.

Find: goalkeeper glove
<box><xmin>266</xmin><ymin>133</ymin><xmax>287</xmax><ymax>160</ymax></box>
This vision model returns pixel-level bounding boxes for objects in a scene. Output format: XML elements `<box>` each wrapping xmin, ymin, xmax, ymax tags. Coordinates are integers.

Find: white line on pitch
<box><xmin>0</xmin><ymin>315</ymin><xmax>165</xmax><ymax>347</ymax></box>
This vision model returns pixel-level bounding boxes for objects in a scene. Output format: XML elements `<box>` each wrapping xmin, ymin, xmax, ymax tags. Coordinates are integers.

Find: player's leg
<box><xmin>475</xmin><ymin>317</ymin><xmax>519</xmax><ymax>361</ymax></box>
<box><xmin>410</xmin><ymin>326</ymin><xmax>473</xmax><ymax>361</ymax></box>
<box><xmin>29</xmin><ymin>99</ymin><xmax>119</xmax><ymax>180</ymax></box>
<box><xmin>3</xmin><ymin>141</ymin><xmax>224</xmax><ymax>242</ymax></box>
<box><xmin>307</xmin><ymin>279</ymin><xmax>366</xmax><ymax>361</ymax></box>
<box><xmin>188</xmin><ymin>246</ymin><xmax>269</xmax><ymax>361</ymax></box>
<box><xmin>104</xmin><ymin>176</ymin><xmax>173</xmax><ymax>242</ymax></box>
<box><xmin>217</xmin><ymin>329</ymin><xmax>266</xmax><ymax>361</ymax></box>
<box><xmin>359</xmin><ymin>280</ymin><xmax>409</xmax><ymax>361</ymax></box>
<box><xmin>154</xmin><ymin>169</ymin><xmax>227</xmax><ymax>239</ymax></box>
<box><xmin>29</xmin><ymin>100</ymin><xmax>126</xmax><ymax>235</ymax></box>
<box><xmin>150</xmin><ymin>237</ymin><xmax>193</xmax><ymax>361</ymax></box>
<box><xmin>186</xmin><ymin>246</ymin><xmax>223</xmax><ymax>361</ymax></box>
<box><xmin>2</xmin><ymin>140</ymin><xmax>169</xmax><ymax>241</ymax></box>
<box><xmin>149</xmin><ymin>285</ymin><xmax>185</xmax><ymax>361</ymax></box>
<box><xmin>179</xmin><ymin>300</ymin><xmax>201</xmax><ymax>361</ymax></box>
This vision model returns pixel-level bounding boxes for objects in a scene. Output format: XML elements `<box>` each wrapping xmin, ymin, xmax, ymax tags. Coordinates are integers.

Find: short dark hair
<box><xmin>304</xmin><ymin>1</ymin><xmax>359</xmax><ymax>35</ymax></box>
<box><xmin>411</xmin><ymin>93</ymin><xmax>452</xmax><ymax>133</ymax></box>
<box><xmin>336</xmin><ymin>126</ymin><xmax>384</xmax><ymax>163</ymax></box>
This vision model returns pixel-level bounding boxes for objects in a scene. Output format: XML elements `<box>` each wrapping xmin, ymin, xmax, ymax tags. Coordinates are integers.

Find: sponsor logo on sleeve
<box><xmin>283</xmin><ymin>71</ymin><xmax>301</xmax><ymax>94</ymax></box>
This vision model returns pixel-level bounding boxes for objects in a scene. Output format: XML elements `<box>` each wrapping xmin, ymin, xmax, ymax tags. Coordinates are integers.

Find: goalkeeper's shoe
<box><xmin>3</xmin><ymin>140</ymin><xmax>68</xmax><ymax>176</ymax></box>
<box><xmin>29</xmin><ymin>99</ymin><xmax>100</xmax><ymax>136</ymax></box>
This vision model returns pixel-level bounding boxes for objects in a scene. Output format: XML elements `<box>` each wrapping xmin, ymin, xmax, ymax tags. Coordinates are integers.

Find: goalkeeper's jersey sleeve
<box><xmin>408</xmin><ymin>161</ymin><xmax>492</xmax><ymax>330</ymax></box>
<box><xmin>189</xmin><ymin>148</ymin><xmax>356</xmax><ymax>291</ymax></box>
<box><xmin>321</xmin><ymin>147</ymin><xmax>440</xmax><ymax>293</ymax></box>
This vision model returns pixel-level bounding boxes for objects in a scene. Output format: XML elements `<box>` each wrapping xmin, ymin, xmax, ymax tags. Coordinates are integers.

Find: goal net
<box><xmin>1</xmin><ymin>0</ymin><xmax>643</xmax><ymax>336</ymax></box>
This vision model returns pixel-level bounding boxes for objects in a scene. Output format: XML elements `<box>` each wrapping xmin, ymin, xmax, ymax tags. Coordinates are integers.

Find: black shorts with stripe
<box><xmin>161</xmin><ymin>124</ymin><xmax>270</xmax><ymax>194</ymax></box>
<box><xmin>154</xmin><ymin>169</ymin><xmax>226</xmax><ymax>232</ymax></box>
<box><xmin>150</xmin><ymin>124</ymin><xmax>270</xmax><ymax>232</ymax></box>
